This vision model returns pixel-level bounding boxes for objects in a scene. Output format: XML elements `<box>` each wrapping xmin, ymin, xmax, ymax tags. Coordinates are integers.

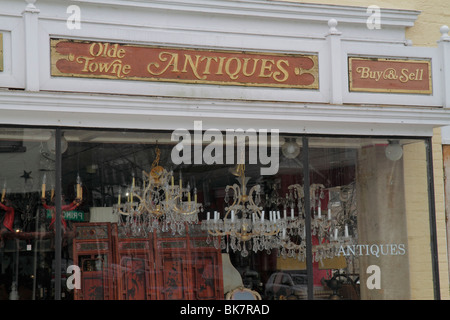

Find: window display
<box><xmin>0</xmin><ymin>127</ymin><xmax>435</xmax><ymax>300</ymax></box>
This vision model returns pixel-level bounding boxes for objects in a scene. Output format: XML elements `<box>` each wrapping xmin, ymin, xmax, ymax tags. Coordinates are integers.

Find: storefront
<box><xmin>0</xmin><ymin>0</ymin><xmax>450</xmax><ymax>301</ymax></box>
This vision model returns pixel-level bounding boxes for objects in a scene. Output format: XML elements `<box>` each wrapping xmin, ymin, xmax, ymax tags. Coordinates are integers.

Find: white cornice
<box><xmin>0</xmin><ymin>91</ymin><xmax>447</xmax><ymax>136</ymax></box>
<box><xmin>67</xmin><ymin>0</ymin><xmax>420</xmax><ymax>27</ymax></box>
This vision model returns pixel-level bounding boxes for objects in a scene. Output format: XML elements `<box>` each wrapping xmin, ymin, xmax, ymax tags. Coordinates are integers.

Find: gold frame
<box><xmin>50</xmin><ymin>38</ymin><xmax>319</xmax><ymax>90</ymax></box>
<box><xmin>348</xmin><ymin>56</ymin><xmax>432</xmax><ymax>95</ymax></box>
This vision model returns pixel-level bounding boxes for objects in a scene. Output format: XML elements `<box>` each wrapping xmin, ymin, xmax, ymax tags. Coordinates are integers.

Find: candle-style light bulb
<box><xmin>1</xmin><ymin>181</ymin><xmax>6</xmax><ymax>202</ymax></box>
<box><xmin>142</xmin><ymin>171</ymin><xmax>146</xmax><ymax>189</ymax></box>
<box><xmin>130</xmin><ymin>173</ymin><xmax>135</xmax><ymax>203</ymax></box>
<box><xmin>76</xmin><ymin>174</ymin><xmax>82</xmax><ymax>199</ymax></box>
<box><xmin>42</xmin><ymin>174</ymin><xmax>47</xmax><ymax>198</ymax></box>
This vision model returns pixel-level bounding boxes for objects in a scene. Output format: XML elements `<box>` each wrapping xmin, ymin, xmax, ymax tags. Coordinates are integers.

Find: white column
<box><xmin>326</xmin><ymin>18</ymin><xmax>343</xmax><ymax>105</ymax></box>
<box><xmin>438</xmin><ymin>25</ymin><xmax>450</xmax><ymax>108</ymax></box>
<box><xmin>22</xmin><ymin>0</ymin><xmax>40</xmax><ymax>91</ymax></box>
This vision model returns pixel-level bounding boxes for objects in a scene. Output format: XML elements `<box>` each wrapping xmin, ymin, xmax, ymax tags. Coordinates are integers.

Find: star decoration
<box><xmin>20</xmin><ymin>170</ymin><xmax>33</xmax><ymax>183</ymax></box>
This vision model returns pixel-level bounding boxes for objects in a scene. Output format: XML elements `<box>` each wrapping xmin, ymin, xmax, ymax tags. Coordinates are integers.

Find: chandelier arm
<box><xmin>207</xmin><ymin>229</ymin><xmax>229</xmax><ymax>237</ymax></box>
<box><xmin>224</xmin><ymin>184</ymin><xmax>240</xmax><ymax>219</ymax></box>
<box><xmin>116</xmin><ymin>205</ymin><xmax>131</xmax><ymax>216</ymax></box>
<box><xmin>247</xmin><ymin>185</ymin><xmax>263</xmax><ymax>218</ymax></box>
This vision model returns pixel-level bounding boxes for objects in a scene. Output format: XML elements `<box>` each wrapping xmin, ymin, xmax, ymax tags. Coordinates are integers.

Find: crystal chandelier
<box><xmin>202</xmin><ymin>164</ymin><xmax>287</xmax><ymax>257</ymax></box>
<box><xmin>113</xmin><ymin>146</ymin><xmax>202</xmax><ymax>236</ymax></box>
<box><xmin>278</xmin><ymin>183</ymin><xmax>356</xmax><ymax>263</ymax></box>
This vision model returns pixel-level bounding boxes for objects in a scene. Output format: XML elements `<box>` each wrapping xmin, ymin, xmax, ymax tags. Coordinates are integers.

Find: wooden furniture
<box><xmin>72</xmin><ymin>223</ymin><xmax>115</xmax><ymax>300</ymax></box>
<box><xmin>73</xmin><ymin>222</ymin><xmax>223</xmax><ymax>300</ymax></box>
<box><xmin>154</xmin><ymin>224</ymin><xmax>224</xmax><ymax>300</ymax></box>
<box><xmin>113</xmin><ymin>224</ymin><xmax>157</xmax><ymax>300</ymax></box>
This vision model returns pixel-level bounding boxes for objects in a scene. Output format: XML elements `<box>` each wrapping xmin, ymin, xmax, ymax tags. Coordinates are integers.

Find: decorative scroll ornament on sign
<box><xmin>50</xmin><ymin>39</ymin><xmax>319</xmax><ymax>89</ymax></box>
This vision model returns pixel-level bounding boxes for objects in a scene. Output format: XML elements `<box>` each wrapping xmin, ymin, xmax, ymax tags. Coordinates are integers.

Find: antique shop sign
<box><xmin>349</xmin><ymin>57</ymin><xmax>432</xmax><ymax>94</ymax></box>
<box><xmin>50</xmin><ymin>39</ymin><xmax>319</xmax><ymax>89</ymax></box>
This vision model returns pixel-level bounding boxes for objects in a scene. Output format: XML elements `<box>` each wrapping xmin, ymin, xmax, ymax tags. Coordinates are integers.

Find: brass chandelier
<box><xmin>113</xmin><ymin>146</ymin><xmax>202</xmax><ymax>236</ymax></box>
<box><xmin>277</xmin><ymin>183</ymin><xmax>356</xmax><ymax>263</ymax></box>
<box><xmin>202</xmin><ymin>163</ymin><xmax>288</xmax><ymax>257</ymax></box>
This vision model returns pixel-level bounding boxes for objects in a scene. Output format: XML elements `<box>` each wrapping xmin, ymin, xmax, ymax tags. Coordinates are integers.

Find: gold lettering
<box><xmin>88</xmin><ymin>62</ymin><xmax>98</xmax><ymax>72</ymax></box>
<box><xmin>147</xmin><ymin>52</ymin><xmax>179</xmax><ymax>76</ymax></box>
<box><xmin>383</xmin><ymin>68</ymin><xmax>398</xmax><ymax>80</ymax></box>
<box><xmin>274</xmin><ymin>59</ymin><xmax>289</xmax><ymax>82</ymax></box>
<box><xmin>117</xmin><ymin>48</ymin><xmax>126</xmax><ymax>59</ymax></box>
<box><xmin>110</xmin><ymin>60</ymin><xmax>125</xmax><ymax>78</ymax></box>
<box><xmin>182</xmin><ymin>54</ymin><xmax>206</xmax><ymax>80</ymax></box>
<box><xmin>98</xmin><ymin>61</ymin><xmax>115</xmax><ymax>73</ymax></box>
<box><xmin>201</xmin><ymin>56</ymin><xmax>218</xmax><ymax>75</ymax></box>
<box><xmin>375</xmin><ymin>70</ymin><xmax>383</xmax><ymax>81</ymax></box>
<box><xmin>399</xmin><ymin>68</ymin><xmax>409</xmax><ymax>83</ymax></box>
<box><xmin>122</xmin><ymin>64</ymin><xmax>131</xmax><ymax>75</ymax></box>
<box><xmin>76</xmin><ymin>55</ymin><xmax>130</xmax><ymax>78</ymax></box>
<box><xmin>225</xmin><ymin>57</ymin><xmax>242</xmax><ymax>80</ymax></box>
<box><xmin>77</xmin><ymin>56</ymin><xmax>95</xmax><ymax>72</ymax></box>
<box><xmin>88</xmin><ymin>42</ymin><xmax>126</xmax><ymax>59</ymax></box>
<box><xmin>242</xmin><ymin>58</ymin><xmax>260</xmax><ymax>77</ymax></box>
<box><xmin>215</xmin><ymin>56</ymin><xmax>226</xmax><ymax>75</ymax></box>
<box><xmin>356</xmin><ymin>66</ymin><xmax>370</xmax><ymax>79</ymax></box>
<box><xmin>259</xmin><ymin>59</ymin><xmax>274</xmax><ymax>78</ymax></box>
<box><xmin>107</xmin><ymin>44</ymin><xmax>120</xmax><ymax>58</ymax></box>
<box><xmin>89</xmin><ymin>43</ymin><xmax>103</xmax><ymax>57</ymax></box>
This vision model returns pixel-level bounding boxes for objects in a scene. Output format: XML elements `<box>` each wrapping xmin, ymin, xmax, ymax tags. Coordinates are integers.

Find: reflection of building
<box><xmin>0</xmin><ymin>0</ymin><xmax>449</xmax><ymax>300</ymax></box>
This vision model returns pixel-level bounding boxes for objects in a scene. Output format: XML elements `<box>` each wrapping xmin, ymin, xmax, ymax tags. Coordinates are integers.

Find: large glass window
<box><xmin>0</xmin><ymin>128</ymin><xmax>56</xmax><ymax>300</ymax></box>
<box><xmin>0</xmin><ymin>127</ymin><xmax>437</xmax><ymax>300</ymax></box>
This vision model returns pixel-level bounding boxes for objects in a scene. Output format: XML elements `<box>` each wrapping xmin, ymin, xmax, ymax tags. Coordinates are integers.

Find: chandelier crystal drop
<box><xmin>113</xmin><ymin>146</ymin><xmax>202</xmax><ymax>237</ymax></box>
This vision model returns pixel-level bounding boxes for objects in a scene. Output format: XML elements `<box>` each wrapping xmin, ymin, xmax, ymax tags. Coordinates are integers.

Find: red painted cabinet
<box><xmin>73</xmin><ymin>223</ymin><xmax>116</xmax><ymax>300</ymax></box>
<box><xmin>72</xmin><ymin>222</ymin><xmax>223</xmax><ymax>300</ymax></box>
<box><xmin>114</xmin><ymin>226</ymin><xmax>157</xmax><ymax>300</ymax></box>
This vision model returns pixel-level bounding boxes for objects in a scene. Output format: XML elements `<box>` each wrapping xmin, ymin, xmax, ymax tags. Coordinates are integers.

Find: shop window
<box><xmin>0</xmin><ymin>127</ymin><xmax>436</xmax><ymax>300</ymax></box>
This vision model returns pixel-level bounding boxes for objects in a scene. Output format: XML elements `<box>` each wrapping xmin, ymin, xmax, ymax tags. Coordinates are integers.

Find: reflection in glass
<box><xmin>0</xmin><ymin>127</ymin><xmax>434</xmax><ymax>300</ymax></box>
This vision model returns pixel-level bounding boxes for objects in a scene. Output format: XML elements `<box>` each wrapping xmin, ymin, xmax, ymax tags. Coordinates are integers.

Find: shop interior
<box><xmin>0</xmin><ymin>128</ymin><xmax>425</xmax><ymax>300</ymax></box>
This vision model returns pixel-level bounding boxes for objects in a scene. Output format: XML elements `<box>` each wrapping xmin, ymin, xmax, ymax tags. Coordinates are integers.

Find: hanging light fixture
<box><xmin>385</xmin><ymin>140</ymin><xmax>403</xmax><ymax>161</ymax></box>
<box><xmin>113</xmin><ymin>145</ymin><xmax>202</xmax><ymax>236</ymax></box>
<box><xmin>281</xmin><ymin>138</ymin><xmax>301</xmax><ymax>159</ymax></box>
<box><xmin>278</xmin><ymin>183</ymin><xmax>356</xmax><ymax>263</ymax></box>
<box><xmin>202</xmin><ymin>163</ymin><xmax>287</xmax><ymax>257</ymax></box>
<box><xmin>47</xmin><ymin>131</ymin><xmax>68</xmax><ymax>154</ymax></box>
